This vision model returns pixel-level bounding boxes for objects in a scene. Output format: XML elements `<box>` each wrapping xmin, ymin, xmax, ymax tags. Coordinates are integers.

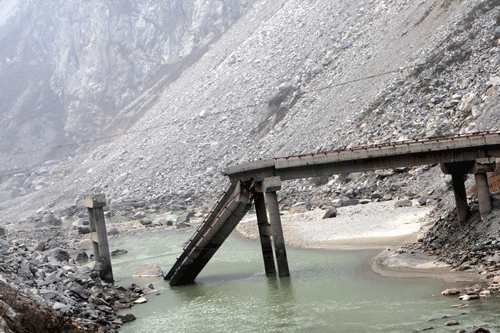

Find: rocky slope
<box><xmin>2</xmin><ymin>0</ymin><xmax>499</xmax><ymax>216</ymax></box>
<box><xmin>0</xmin><ymin>0</ymin><xmax>255</xmax><ymax>171</ymax></box>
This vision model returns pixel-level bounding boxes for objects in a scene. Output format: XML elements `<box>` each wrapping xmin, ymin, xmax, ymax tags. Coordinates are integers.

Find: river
<box><xmin>107</xmin><ymin>228</ymin><xmax>500</xmax><ymax>333</ymax></box>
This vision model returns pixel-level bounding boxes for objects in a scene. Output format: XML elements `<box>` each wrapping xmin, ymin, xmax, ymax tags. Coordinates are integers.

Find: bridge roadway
<box><xmin>166</xmin><ymin>131</ymin><xmax>500</xmax><ymax>285</ymax></box>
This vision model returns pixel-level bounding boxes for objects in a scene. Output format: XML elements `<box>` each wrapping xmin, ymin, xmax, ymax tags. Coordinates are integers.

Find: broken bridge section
<box><xmin>165</xmin><ymin>181</ymin><xmax>253</xmax><ymax>286</ymax></box>
<box><xmin>166</xmin><ymin>131</ymin><xmax>500</xmax><ymax>286</ymax></box>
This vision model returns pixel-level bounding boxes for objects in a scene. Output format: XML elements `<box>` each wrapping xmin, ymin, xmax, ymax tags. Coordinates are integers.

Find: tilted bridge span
<box><xmin>165</xmin><ymin>131</ymin><xmax>500</xmax><ymax>286</ymax></box>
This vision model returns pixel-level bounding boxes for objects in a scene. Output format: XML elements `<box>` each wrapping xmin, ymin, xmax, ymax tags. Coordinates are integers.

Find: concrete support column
<box><xmin>259</xmin><ymin>176</ymin><xmax>290</xmax><ymax>278</ymax></box>
<box><xmin>265</xmin><ymin>191</ymin><xmax>290</xmax><ymax>277</ymax></box>
<box><xmin>254</xmin><ymin>192</ymin><xmax>277</xmax><ymax>277</ymax></box>
<box><xmin>451</xmin><ymin>173</ymin><xmax>469</xmax><ymax>226</ymax></box>
<box><xmin>84</xmin><ymin>194</ymin><xmax>114</xmax><ymax>283</ymax></box>
<box><xmin>475</xmin><ymin>173</ymin><xmax>492</xmax><ymax>215</ymax></box>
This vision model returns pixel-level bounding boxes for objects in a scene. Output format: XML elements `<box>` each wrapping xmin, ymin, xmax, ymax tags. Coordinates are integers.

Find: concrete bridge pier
<box><xmin>471</xmin><ymin>158</ymin><xmax>496</xmax><ymax>215</ymax></box>
<box><xmin>450</xmin><ymin>172</ymin><xmax>469</xmax><ymax>226</ymax></box>
<box><xmin>441</xmin><ymin>158</ymin><xmax>496</xmax><ymax>225</ymax></box>
<box><xmin>256</xmin><ymin>176</ymin><xmax>290</xmax><ymax>277</ymax></box>
<box><xmin>83</xmin><ymin>194</ymin><xmax>114</xmax><ymax>284</ymax></box>
<box><xmin>254</xmin><ymin>192</ymin><xmax>277</xmax><ymax>276</ymax></box>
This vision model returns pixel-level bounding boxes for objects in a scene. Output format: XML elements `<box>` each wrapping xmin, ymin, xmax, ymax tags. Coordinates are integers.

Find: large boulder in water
<box><xmin>132</xmin><ymin>263</ymin><xmax>163</xmax><ymax>278</ymax></box>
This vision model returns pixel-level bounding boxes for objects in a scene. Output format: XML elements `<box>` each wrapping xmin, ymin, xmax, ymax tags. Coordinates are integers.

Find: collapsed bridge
<box><xmin>165</xmin><ymin>131</ymin><xmax>500</xmax><ymax>286</ymax></box>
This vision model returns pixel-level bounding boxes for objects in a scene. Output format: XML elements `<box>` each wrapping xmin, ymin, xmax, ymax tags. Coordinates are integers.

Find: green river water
<box><xmin>106</xmin><ymin>229</ymin><xmax>500</xmax><ymax>333</ymax></box>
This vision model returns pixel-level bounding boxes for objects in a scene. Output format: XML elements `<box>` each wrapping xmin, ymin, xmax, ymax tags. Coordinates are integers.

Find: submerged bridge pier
<box><xmin>166</xmin><ymin>132</ymin><xmax>500</xmax><ymax>286</ymax></box>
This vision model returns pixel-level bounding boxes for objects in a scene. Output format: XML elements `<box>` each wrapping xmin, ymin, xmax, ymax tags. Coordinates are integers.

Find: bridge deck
<box><xmin>224</xmin><ymin>131</ymin><xmax>500</xmax><ymax>182</ymax></box>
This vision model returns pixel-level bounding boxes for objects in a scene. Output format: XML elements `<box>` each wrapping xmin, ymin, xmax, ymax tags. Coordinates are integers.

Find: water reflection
<box><xmin>265</xmin><ymin>276</ymin><xmax>298</xmax><ymax>331</ymax></box>
<box><xmin>169</xmin><ymin>282</ymin><xmax>207</xmax><ymax>302</ymax></box>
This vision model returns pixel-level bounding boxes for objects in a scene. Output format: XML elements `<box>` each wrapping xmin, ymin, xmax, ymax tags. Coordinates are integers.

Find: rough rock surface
<box><xmin>0</xmin><ymin>236</ymin><xmax>152</xmax><ymax>332</ymax></box>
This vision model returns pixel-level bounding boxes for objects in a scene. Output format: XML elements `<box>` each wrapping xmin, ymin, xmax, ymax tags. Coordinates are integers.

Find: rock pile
<box><xmin>413</xmin><ymin>205</ymin><xmax>500</xmax><ymax>274</ymax></box>
<box><xmin>0</xmin><ymin>237</ymin><xmax>151</xmax><ymax>332</ymax></box>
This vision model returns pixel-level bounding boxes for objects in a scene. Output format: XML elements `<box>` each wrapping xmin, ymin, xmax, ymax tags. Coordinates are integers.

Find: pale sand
<box><xmin>236</xmin><ymin>200</ymin><xmax>432</xmax><ymax>249</ymax></box>
<box><xmin>235</xmin><ymin>200</ymin><xmax>485</xmax><ymax>282</ymax></box>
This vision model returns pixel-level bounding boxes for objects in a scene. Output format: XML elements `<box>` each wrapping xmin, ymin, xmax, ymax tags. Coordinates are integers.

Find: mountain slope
<box><xmin>0</xmin><ymin>0</ymin><xmax>255</xmax><ymax>171</ymax></box>
<box><xmin>2</xmin><ymin>0</ymin><xmax>500</xmax><ymax>221</ymax></box>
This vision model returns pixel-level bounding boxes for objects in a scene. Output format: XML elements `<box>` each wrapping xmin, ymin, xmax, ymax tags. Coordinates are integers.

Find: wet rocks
<box><xmin>111</xmin><ymin>249</ymin><xmax>128</xmax><ymax>256</ymax></box>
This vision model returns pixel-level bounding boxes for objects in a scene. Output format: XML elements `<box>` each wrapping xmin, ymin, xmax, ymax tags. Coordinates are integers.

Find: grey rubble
<box><xmin>0</xmin><ymin>238</ymin><xmax>144</xmax><ymax>332</ymax></box>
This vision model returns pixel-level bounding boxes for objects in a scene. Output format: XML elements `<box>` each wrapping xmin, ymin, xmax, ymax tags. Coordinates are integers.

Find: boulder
<box><xmin>395</xmin><ymin>199</ymin><xmax>412</xmax><ymax>208</ymax></box>
<box><xmin>108</xmin><ymin>228</ymin><xmax>120</xmax><ymax>236</ymax></box>
<box><xmin>322</xmin><ymin>207</ymin><xmax>337</xmax><ymax>219</ymax></box>
<box><xmin>120</xmin><ymin>313</ymin><xmax>137</xmax><ymax>324</ymax></box>
<box><xmin>342</xmin><ymin>199</ymin><xmax>359</xmax><ymax>207</ymax></box>
<box><xmin>43</xmin><ymin>213</ymin><xmax>62</xmax><ymax>226</ymax></box>
<box><xmin>175</xmin><ymin>222</ymin><xmax>191</xmax><ymax>229</ymax></box>
<box><xmin>289</xmin><ymin>202</ymin><xmax>312</xmax><ymax>214</ymax></box>
<box><xmin>111</xmin><ymin>249</ymin><xmax>128</xmax><ymax>256</ymax></box>
<box><xmin>132</xmin><ymin>263</ymin><xmax>163</xmax><ymax>278</ymax></box>
<box><xmin>0</xmin><ymin>227</ymin><xmax>5</xmax><ymax>237</ymax></box>
<box><xmin>133</xmin><ymin>211</ymin><xmax>146</xmax><ymax>219</ymax></box>
<box><xmin>134</xmin><ymin>296</ymin><xmax>147</xmax><ymax>304</ymax></box>
<box><xmin>459</xmin><ymin>294</ymin><xmax>479</xmax><ymax>301</ymax></box>
<box><xmin>139</xmin><ymin>219</ymin><xmax>153</xmax><ymax>226</ymax></box>
<box><xmin>176</xmin><ymin>212</ymin><xmax>195</xmax><ymax>223</ymax></box>
<box><xmin>471</xmin><ymin>327</ymin><xmax>491</xmax><ymax>333</ymax></box>
<box><xmin>75</xmin><ymin>252</ymin><xmax>88</xmax><ymax>261</ymax></box>
<box><xmin>444</xmin><ymin>320</ymin><xmax>459</xmax><ymax>326</ymax></box>
<box><xmin>51</xmin><ymin>248</ymin><xmax>70</xmax><ymax>262</ymax></box>
<box><xmin>35</xmin><ymin>242</ymin><xmax>46</xmax><ymax>251</ymax></box>
<box><xmin>78</xmin><ymin>227</ymin><xmax>91</xmax><ymax>235</ymax></box>
<box><xmin>441</xmin><ymin>288</ymin><xmax>460</xmax><ymax>296</ymax></box>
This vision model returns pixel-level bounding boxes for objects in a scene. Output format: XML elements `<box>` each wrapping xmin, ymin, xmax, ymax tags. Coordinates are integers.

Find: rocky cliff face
<box><xmin>0</xmin><ymin>0</ymin><xmax>254</xmax><ymax>171</ymax></box>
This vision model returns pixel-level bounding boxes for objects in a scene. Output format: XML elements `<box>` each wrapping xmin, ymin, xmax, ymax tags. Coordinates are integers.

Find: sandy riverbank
<box><xmin>235</xmin><ymin>200</ymin><xmax>485</xmax><ymax>283</ymax></box>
